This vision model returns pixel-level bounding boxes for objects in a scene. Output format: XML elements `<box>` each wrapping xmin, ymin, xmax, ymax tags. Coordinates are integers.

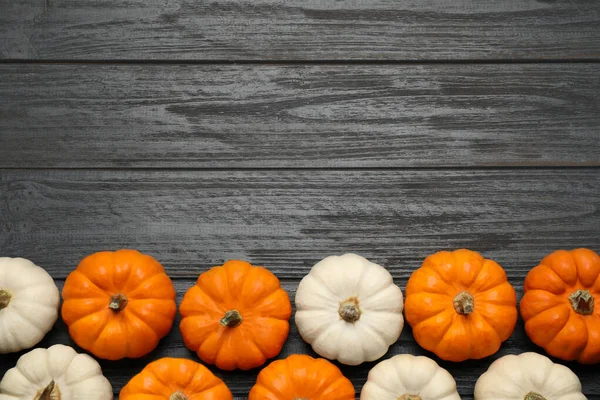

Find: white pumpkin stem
<box><xmin>169</xmin><ymin>392</ymin><xmax>188</xmax><ymax>400</ymax></box>
<box><xmin>338</xmin><ymin>297</ymin><xmax>361</xmax><ymax>323</ymax></box>
<box><xmin>109</xmin><ymin>293</ymin><xmax>128</xmax><ymax>312</ymax></box>
<box><xmin>34</xmin><ymin>380</ymin><xmax>61</xmax><ymax>400</ymax></box>
<box><xmin>220</xmin><ymin>309</ymin><xmax>243</xmax><ymax>327</ymax></box>
<box><xmin>453</xmin><ymin>291</ymin><xmax>474</xmax><ymax>315</ymax></box>
<box><xmin>524</xmin><ymin>391</ymin><xmax>546</xmax><ymax>400</ymax></box>
<box><xmin>399</xmin><ymin>395</ymin><xmax>422</xmax><ymax>400</ymax></box>
<box><xmin>569</xmin><ymin>289</ymin><xmax>594</xmax><ymax>315</ymax></box>
<box><xmin>0</xmin><ymin>289</ymin><xmax>11</xmax><ymax>310</ymax></box>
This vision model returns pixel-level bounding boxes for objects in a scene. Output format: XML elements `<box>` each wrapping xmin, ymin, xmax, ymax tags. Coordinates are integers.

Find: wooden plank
<box><xmin>1</xmin><ymin>1</ymin><xmax>600</xmax><ymax>60</ymax></box>
<box><xmin>1</xmin><ymin>279</ymin><xmax>599</xmax><ymax>399</ymax></box>
<box><xmin>1</xmin><ymin>169</ymin><xmax>598</xmax><ymax>279</ymax></box>
<box><xmin>1</xmin><ymin>64</ymin><xmax>599</xmax><ymax>168</ymax></box>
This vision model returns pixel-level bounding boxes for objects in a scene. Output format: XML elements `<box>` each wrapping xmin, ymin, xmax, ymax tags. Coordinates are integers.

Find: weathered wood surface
<box><xmin>1</xmin><ymin>0</ymin><xmax>600</xmax><ymax>60</ymax></box>
<box><xmin>0</xmin><ymin>279</ymin><xmax>599</xmax><ymax>399</ymax></box>
<box><xmin>1</xmin><ymin>169</ymin><xmax>598</xmax><ymax>281</ymax></box>
<box><xmin>1</xmin><ymin>0</ymin><xmax>600</xmax><ymax>397</ymax></box>
<box><xmin>1</xmin><ymin>64</ymin><xmax>600</xmax><ymax>168</ymax></box>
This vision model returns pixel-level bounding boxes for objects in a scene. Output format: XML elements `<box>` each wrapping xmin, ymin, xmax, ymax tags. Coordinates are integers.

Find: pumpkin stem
<box><xmin>453</xmin><ymin>291</ymin><xmax>474</xmax><ymax>315</ymax></box>
<box><xmin>569</xmin><ymin>289</ymin><xmax>594</xmax><ymax>315</ymax></box>
<box><xmin>169</xmin><ymin>392</ymin><xmax>188</xmax><ymax>400</ymax></box>
<box><xmin>34</xmin><ymin>380</ymin><xmax>61</xmax><ymax>400</ymax></box>
<box><xmin>524</xmin><ymin>391</ymin><xmax>546</xmax><ymax>400</ymax></box>
<box><xmin>399</xmin><ymin>395</ymin><xmax>422</xmax><ymax>400</ymax></box>
<box><xmin>293</xmin><ymin>398</ymin><xmax>309</xmax><ymax>400</ymax></box>
<box><xmin>0</xmin><ymin>290</ymin><xmax>11</xmax><ymax>310</ymax></box>
<box><xmin>339</xmin><ymin>297</ymin><xmax>361</xmax><ymax>323</ymax></box>
<box><xmin>220</xmin><ymin>309</ymin><xmax>243</xmax><ymax>327</ymax></box>
<box><xmin>109</xmin><ymin>293</ymin><xmax>128</xmax><ymax>312</ymax></box>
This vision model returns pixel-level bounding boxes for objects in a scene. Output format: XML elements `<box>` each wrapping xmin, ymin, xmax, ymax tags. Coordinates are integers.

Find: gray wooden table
<box><xmin>1</xmin><ymin>1</ymin><xmax>600</xmax><ymax>398</ymax></box>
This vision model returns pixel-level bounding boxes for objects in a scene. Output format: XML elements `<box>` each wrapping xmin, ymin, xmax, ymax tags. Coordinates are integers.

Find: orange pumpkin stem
<box><xmin>0</xmin><ymin>289</ymin><xmax>11</xmax><ymax>310</ymax></box>
<box><xmin>399</xmin><ymin>395</ymin><xmax>422</xmax><ymax>400</ymax></box>
<box><xmin>109</xmin><ymin>293</ymin><xmax>128</xmax><ymax>312</ymax></box>
<box><xmin>34</xmin><ymin>380</ymin><xmax>61</xmax><ymax>400</ymax></box>
<box><xmin>169</xmin><ymin>392</ymin><xmax>188</xmax><ymax>400</ymax></box>
<box><xmin>338</xmin><ymin>297</ymin><xmax>361</xmax><ymax>323</ymax></box>
<box><xmin>569</xmin><ymin>289</ymin><xmax>594</xmax><ymax>315</ymax></box>
<box><xmin>453</xmin><ymin>291</ymin><xmax>474</xmax><ymax>315</ymax></box>
<box><xmin>524</xmin><ymin>392</ymin><xmax>546</xmax><ymax>400</ymax></box>
<box><xmin>220</xmin><ymin>309</ymin><xmax>243</xmax><ymax>327</ymax></box>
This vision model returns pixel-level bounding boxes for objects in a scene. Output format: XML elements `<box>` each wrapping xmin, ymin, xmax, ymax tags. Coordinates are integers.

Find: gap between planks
<box><xmin>1</xmin><ymin>58</ymin><xmax>600</xmax><ymax>65</ymax></box>
<box><xmin>2</xmin><ymin>166</ymin><xmax>600</xmax><ymax>171</ymax></box>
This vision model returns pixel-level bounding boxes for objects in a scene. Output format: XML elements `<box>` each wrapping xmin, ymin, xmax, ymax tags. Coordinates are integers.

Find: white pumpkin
<box><xmin>0</xmin><ymin>257</ymin><xmax>60</xmax><ymax>353</ymax></box>
<box><xmin>0</xmin><ymin>344</ymin><xmax>113</xmax><ymax>400</ymax></box>
<box><xmin>295</xmin><ymin>253</ymin><xmax>404</xmax><ymax>365</ymax></box>
<box><xmin>474</xmin><ymin>352</ymin><xmax>586</xmax><ymax>400</ymax></box>
<box><xmin>361</xmin><ymin>354</ymin><xmax>461</xmax><ymax>400</ymax></box>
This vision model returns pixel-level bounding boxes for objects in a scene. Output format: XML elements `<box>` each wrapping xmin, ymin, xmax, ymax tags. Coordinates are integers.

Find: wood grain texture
<box><xmin>1</xmin><ymin>279</ymin><xmax>599</xmax><ymax>399</ymax></box>
<box><xmin>1</xmin><ymin>0</ymin><xmax>600</xmax><ymax>60</ymax></box>
<box><xmin>0</xmin><ymin>169</ymin><xmax>598</xmax><ymax>280</ymax></box>
<box><xmin>1</xmin><ymin>64</ymin><xmax>600</xmax><ymax>168</ymax></box>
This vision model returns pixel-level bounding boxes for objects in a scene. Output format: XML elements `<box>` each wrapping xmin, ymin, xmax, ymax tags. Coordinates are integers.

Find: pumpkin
<box><xmin>179</xmin><ymin>260</ymin><xmax>291</xmax><ymax>370</ymax></box>
<box><xmin>295</xmin><ymin>253</ymin><xmax>404</xmax><ymax>365</ymax></box>
<box><xmin>361</xmin><ymin>354</ymin><xmax>460</xmax><ymax>400</ymax></box>
<box><xmin>520</xmin><ymin>248</ymin><xmax>600</xmax><ymax>364</ymax></box>
<box><xmin>474</xmin><ymin>352</ymin><xmax>586</xmax><ymax>400</ymax></box>
<box><xmin>404</xmin><ymin>249</ymin><xmax>517</xmax><ymax>362</ymax></box>
<box><xmin>0</xmin><ymin>344</ymin><xmax>113</xmax><ymax>400</ymax></box>
<box><xmin>61</xmin><ymin>249</ymin><xmax>177</xmax><ymax>360</ymax></box>
<box><xmin>119</xmin><ymin>357</ymin><xmax>232</xmax><ymax>400</ymax></box>
<box><xmin>248</xmin><ymin>354</ymin><xmax>355</xmax><ymax>400</ymax></box>
<box><xmin>0</xmin><ymin>257</ymin><xmax>60</xmax><ymax>354</ymax></box>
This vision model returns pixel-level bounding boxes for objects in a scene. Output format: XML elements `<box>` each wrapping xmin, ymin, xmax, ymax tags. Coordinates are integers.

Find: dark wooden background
<box><xmin>1</xmin><ymin>1</ymin><xmax>599</xmax><ymax>399</ymax></box>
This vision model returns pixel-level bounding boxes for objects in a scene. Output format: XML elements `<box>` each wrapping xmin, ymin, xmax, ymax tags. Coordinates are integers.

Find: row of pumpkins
<box><xmin>0</xmin><ymin>248</ymin><xmax>598</xmax><ymax>399</ymax></box>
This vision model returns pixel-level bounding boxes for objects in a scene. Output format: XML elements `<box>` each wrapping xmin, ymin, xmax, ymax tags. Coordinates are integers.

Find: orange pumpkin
<box><xmin>248</xmin><ymin>354</ymin><xmax>355</xmax><ymax>400</ymax></box>
<box><xmin>404</xmin><ymin>249</ymin><xmax>518</xmax><ymax>361</ymax></box>
<box><xmin>179</xmin><ymin>260</ymin><xmax>292</xmax><ymax>370</ymax></box>
<box><xmin>61</xmin><ymin>249</ymin><xmax>176</xmax><ymax>360</ymax></box>
<box><xmin>520</xmin><ymin>248</ymin><xmax>600</xmax><ymax>364</ymax></box>
<box><xmin>120</xmin><ymin>357</ymin><xmax>232</xmax><ymax>400</ymax></box>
